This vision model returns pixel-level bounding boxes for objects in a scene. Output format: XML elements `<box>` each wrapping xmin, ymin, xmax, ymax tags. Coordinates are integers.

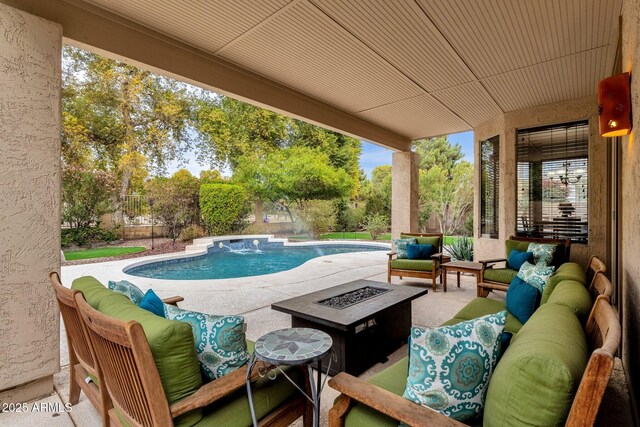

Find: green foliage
<box><xmin>145</xmin><ymin>169</ymin><xmax>200</xmax><ymax>242</ymax></box>
<box><xmin>61</xmin><ymin>226</ymin><xmax>119</xmax><ymax>248</ymax></box>
<box><xmin>362</xmin><ymin>165</ymin><xmax>392</xmax><ymax>219</ymax></box>
<box><xmin>413</xmin><ymin>136</ymin><xmax>464</xmax><ymax>172</ymax></box>
<box><xmin>334</xmin><ymin>200</ymin><xmax>365</xmax><ymax>232</ymax></box>
<box><xmin>294</xmin><ymin>200</ymin><xmax>337</xmax><ymax>239</ymax></box>
<box><xmin>200</xmin><ymin>183</ymin><xmax>250</xmax><ymax>235</ymax></box>
<box><xmin>365</xmin><ymin>213</ymin><xmax>390</xmax><ymax>241</ymax></box>
<box><xmin>199</xmin><ymin>169</ymin><xmax>224</xmax><ymax>185</ymax></box>
<box><xmin>179</xmin><ymin>224</ymin><xmax>207</xmax><ymax>242</ymax></box>
<box><xmin>465</xmin><ymin>215</ymin><xmax>474</xmax><ymax>236</ymax></box>
<box><xmin>62</xmin><ymin>165</ymin><xmax>117</xmax><ymax>227</ymax></box>
<box><xmin>445</xmin><ymin>235</ymin><xmax>474</xmax><ymax>261</ymax></box>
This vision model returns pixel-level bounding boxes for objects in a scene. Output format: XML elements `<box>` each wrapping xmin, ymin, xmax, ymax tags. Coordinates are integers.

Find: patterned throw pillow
<box><xmin>393</xmin><ymin>238</ymin><xmax>417</xmax><ymax>259</ymax></box>
<box><xmin>108</xmin><ymin>280</ymin><xmax>144</xmax><ymax>305</ymax></box>
<box><xmin>517</xmin><ymin>261</ymin><xmax>555</xmax><ymax>293</ymax></box>
<box><xmin>528</xmin><ymin>243</ymin><xmax>557</xmax><ymax>266</ymax></box>
<box><xmin>164</xmin><ymin>304</ymin><xmax>249</xmax><ymax>381</ymax></box>
<box><xmin>403</xmin><ymin>311</ymin><xmax>507</xmax><ymax>421</ymax></box>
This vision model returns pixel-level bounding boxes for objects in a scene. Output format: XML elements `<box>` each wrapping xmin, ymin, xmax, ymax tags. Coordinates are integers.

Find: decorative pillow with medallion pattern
<box><xmin>517</xmin><ymin>261</ymin><xmax>555</xmax><ymax>293</ymax></box>
<box><xmin>164</xmin><ymin>304</ymin><xmax>249</xmax><ymax>381</ymax></box>
<box><xmin>393</xmin><ymin>238</ymin><xmax>417</xmax><ymax>259</ymax></box>
<box><xmin>107</xmin><ymin>280</ymin><xmax>144</xmax><ymax>305</ymax></box>
<box><xmin>403</xmin><ymin>311</ymin><xmax>507</xmax><ymax>421</ymax></box>
<box><xmin>528</xmin><ymin>242</ymin><xmax>557</xmax><ymax>266</ymax></box>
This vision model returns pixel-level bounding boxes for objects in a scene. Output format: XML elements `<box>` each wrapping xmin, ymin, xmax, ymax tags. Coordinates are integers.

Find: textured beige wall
<box><xmin>474</xmin><ymin>96</ymin><xmax>608</xmax><ymax>267</ymax></box>
<box><xmin>0</xmin><ymin>4</ymin><xmax>61</xmax><ymax>400</ymax></box>
<box><xmin>620</xmin><ymin>0</ymin><xmax>640</xmax><ymax>409</ymax></box>
<box><xmin>391</xmin><ymin>151</ymin><xmax>419</xmax><ymax>238</ymax></box>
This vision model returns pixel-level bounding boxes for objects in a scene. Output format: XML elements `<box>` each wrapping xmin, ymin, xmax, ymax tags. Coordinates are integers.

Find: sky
<box><xmin>166</xmin><ymin>130</ymin><xmax>475</xmax><ymax>179</ymax></box>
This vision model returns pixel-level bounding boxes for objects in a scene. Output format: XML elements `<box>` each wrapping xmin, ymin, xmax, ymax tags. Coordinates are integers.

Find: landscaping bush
<box><xmin>295</xmin><ymin>200</ymin><xmax>337</xmax><ymax>239</ymax></box>
<box><xmin>61</xmin><ymin>226</ymin><xmax>119</xmax><ymax>248</ymax></box>
<box><xmin>365</xmin><ymin>213</ymin><xmax>389</xmax><ymax>240</ymax></box>
<box><xmin>200</xmin><ymin>183</ymin><xmax>250</xmax><ymax>235</ymax></box>
<box><xmin>446</xmin><ymin>235</ymin><xmax>474</xmax><ymax>261</ymax></box>
<box><xmin>180</xmin><ymin>224</ymin><xmax>207</xmax><ymax>242</ymax></box>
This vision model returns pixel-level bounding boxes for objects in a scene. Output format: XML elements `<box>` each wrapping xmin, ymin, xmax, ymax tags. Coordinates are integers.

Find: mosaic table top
<box><xmin>254</xmin><ymin>328</ymin><xmax>332</xmax><ymax>365</ymax></box>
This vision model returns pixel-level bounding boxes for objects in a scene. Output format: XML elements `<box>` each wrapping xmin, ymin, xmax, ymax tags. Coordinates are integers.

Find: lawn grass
<box><xmin>63</xmin><ymin>246</ymin><xmax>146</xmax><ymax>261</ymax></box>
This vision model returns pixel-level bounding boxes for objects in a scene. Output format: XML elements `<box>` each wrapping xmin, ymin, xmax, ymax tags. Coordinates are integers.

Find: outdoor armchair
<box><xmin>387</xmin><ymin>233</ymin><xmax>445</xmax><ymax>290</ymax></box>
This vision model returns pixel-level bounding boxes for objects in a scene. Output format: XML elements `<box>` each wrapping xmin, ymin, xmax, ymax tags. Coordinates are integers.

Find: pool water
<box><xmin>125</xmin><ymin>245</ymin><xmax>386</xmax><ymax>280</ymax></box>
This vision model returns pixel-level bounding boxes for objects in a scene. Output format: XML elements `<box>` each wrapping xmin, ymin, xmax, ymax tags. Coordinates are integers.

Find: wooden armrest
<box><xmin>387</xmin><ymin>251</ymin><xmax>397</xmax><ymax>259</ymax></box>
<box><xmin>162</xmin><ymin>296</ymin><xmax>184</xmax><ymax>306</ymax></box>
<box><xmin>479</xmin><ymin>258</ymin><xmax>507</xmax><ymax>267</ymax></box>
<box><xmin>477</xmin><ymin>282</ymin><xmax>509</xmax><ymax>292</ymax></box>
<box><xmin>431</xmin><ymin>252</ymin><xmax>443</xmax><ymax>259</ymax></box>
<box><xmin>328</xmin><ymin>373</ymin><xmax>465</xmax><ymax>427</ymax></box>
<box><xmin>170</xmin><ymin>361</ymin><xmax>275</xmax><ymax>417</ymax></box>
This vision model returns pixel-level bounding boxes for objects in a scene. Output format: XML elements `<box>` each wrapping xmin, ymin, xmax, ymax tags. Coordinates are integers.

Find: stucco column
<box><xmin>0</xmin><ymin>4</ymin><xmax>62</xmax><ymax>403</ymax></box>
<box><xmin>391</xmin><ymin>151</ymin><xmax>419</xmax><ymax>238</ymax></box>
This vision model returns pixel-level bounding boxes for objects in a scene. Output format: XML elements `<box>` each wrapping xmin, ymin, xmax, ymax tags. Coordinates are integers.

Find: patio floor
<box><xmin>1</xmin><ymin>249</ymin><xmax>495</xmax><ymax>427</ymax></box>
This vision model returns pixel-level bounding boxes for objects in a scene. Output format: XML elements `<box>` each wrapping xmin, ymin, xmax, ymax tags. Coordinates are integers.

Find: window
<box><xmin>516</xmin><ymin>121</ymin><xmax>589</xmax><ymax>243</ymax></box>
<box><xmin>481</xmin><ymin>136</ymin><xmax>499</xmax><ymax>238</ymax></box>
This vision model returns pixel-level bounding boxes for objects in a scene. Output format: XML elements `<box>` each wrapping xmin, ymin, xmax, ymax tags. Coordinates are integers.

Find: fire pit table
<box><xmin>271</xmin><ymin>279</ymin><xmax>428</xmax><ymax>376</ymax></box>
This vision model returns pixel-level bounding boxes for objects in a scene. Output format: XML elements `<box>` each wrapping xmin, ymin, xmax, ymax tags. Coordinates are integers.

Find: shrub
<box><xmin>294</xmin><ymin>200</ymin><xmax>337</xmax><ymax>239</ymax></box>
<box><xmin>200</xmin><ymin>183</ymin><xmax>250</xmax><ymax>235</ymax></box>
<box><xmin>365</xmin><ymin>213</ymin><xmax>389</xmax><ymax>240</ymax></box>
<box><xmin>334</xmin><ymin>200</ymin><xmax>365</xmax><ymax>232</ymax></box>
<box><xmin>464</xmin><ymin>215</ymin><xmax>474</xmax><ymax>236</ymax></box>
<box><xmin>179</xmin><ymin>224</ymin><xmax>207</xmax><ymax>242</ymax></box>
<box><xmin>61</xmin><ymin>226</ymin><xmax>119</xmax><ymax>248</ymax></box>
<box><xmin>446</xmin><ymin>235</ymin><xmax>474</xmax><ymax>261</ymax></box>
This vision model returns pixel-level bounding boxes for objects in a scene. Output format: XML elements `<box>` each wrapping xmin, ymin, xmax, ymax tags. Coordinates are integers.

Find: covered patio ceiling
<box><xmin>6</xmin><ymin>0</ymin><xmax>623</xmax><ymax>149</ymax></box>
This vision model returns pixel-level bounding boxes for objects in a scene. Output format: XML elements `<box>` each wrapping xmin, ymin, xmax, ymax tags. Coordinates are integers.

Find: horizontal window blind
<box><xmin>481</xmin><ymin>136</ymin><xmax>499</xmax><ymax>238</ymax></box>
<box><xmin>516</xmin><ymin>121</ymin><xmax>589</xmax><ymax>243</ymax></box>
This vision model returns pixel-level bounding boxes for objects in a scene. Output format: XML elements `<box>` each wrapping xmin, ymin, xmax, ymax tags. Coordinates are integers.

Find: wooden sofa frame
<box><xmin>327</xmin><ymin>293</ymin><xmax>621</xmax><ymax>427</ymax></box>
<box><xmin>387</xmin><ymin>233</ymin><xmax>445</xmax><ymax>290</ymax></box>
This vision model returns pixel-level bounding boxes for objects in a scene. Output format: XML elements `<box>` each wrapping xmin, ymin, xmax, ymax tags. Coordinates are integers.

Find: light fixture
<box><xmin>547</xmin><ymin>126</ymin><xmax>583</xmax><ymax>186</ymax></box>
<box><xmin>598</xmin><ymin>72</ymin><xmax>632</xmax><ymax>137</ymax></box>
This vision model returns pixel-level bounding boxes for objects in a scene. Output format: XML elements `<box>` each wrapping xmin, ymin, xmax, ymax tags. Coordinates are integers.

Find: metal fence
<box><xmin>121</xmin><ymin>194</ymin><xmax>153</xmax><ymax>225</ymax></box>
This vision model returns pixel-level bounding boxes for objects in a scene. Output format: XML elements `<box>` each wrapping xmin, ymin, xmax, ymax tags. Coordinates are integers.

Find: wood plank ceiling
<box><xmin>81</xmin><ymin>0</ymin><xmax>622</xmax><ymax>140</ymax></box>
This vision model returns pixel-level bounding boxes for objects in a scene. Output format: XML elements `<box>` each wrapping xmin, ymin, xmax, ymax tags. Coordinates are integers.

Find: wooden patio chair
<box><xmin>50</xmin><ymin>272</ymin><xmax>185</xmax><ymax>426</ymax></box>
<box><xmin>74</xmin><ymin>292</ymin><xmax>309</xmax><ymax>427</ymax></box>
<box><xmin>387</xmin><ymin>233</ymin><xmax>445</xmax><ymax>290</ymax></box>
<box><xmin>585</xmin><ymin>255</ymin><xmax>607</xmax><ymax>289</ymax></box>
<box><xmin>588</xmin><ymin>272</ymin><xmax>613</xmax><ymax>303</ymax></box>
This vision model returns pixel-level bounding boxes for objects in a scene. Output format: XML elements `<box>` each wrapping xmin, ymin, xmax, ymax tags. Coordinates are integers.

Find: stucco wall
<box><xmin>474</xmin><ymin>96</ymin><xmax>608</xmax><ymax>268</ymax></box>
<box><xmin>0</xmin><ymin>4</ymin><xmax>61</xmax><ymax>400</ymax></box>
<box><xmin>621</xmin><ymin>0</ymin><xmax>640</xmax><ymax>409</ymax></box>
<box><xmin>391</xmin><ymin>151</ymin><xmax>419</xmax><ymax>238</ymax></box>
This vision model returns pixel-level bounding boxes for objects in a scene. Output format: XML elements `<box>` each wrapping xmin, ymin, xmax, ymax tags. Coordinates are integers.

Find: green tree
<box><xmin>413</xmin><ymin>136</ymin><xmax>464</xmax><ymax>171</ymax></box>
<box><xmin>200</xmin><ymin>183</ymin><xmax>251</xmax><ymax>235</ymax></box>
<box><xmin>362</xmin><ymin>166</ymin><xmax>392</xmax><ymax>220</ymax></box>
<box><xmin>62</xmin><ymin>165</ymin><xmax>117</xmax><ymax>228</ymax></box>
<box><xmin>294</xmin><ymin>200</ymin><xmax>337</xmax><ymax>238</ymax></box>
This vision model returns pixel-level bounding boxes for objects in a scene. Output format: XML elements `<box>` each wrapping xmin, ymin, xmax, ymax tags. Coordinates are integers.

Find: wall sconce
<box><xmin>598</xmin><ymin>72</ymin><xmax>632</xmax><ymax>137</ymax></box>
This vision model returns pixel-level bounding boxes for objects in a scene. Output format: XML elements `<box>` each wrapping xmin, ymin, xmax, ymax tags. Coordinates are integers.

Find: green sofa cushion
<box><xmin>72</xmin><ymin>276</ymin><xmax>204</xmax><ymax>426</ymax></box>
<box><xmin>390</xmin><ymin>259</ymin><xmax>433</xmax><ymax>271</ymax></box>
<box><xmin>483</xmin><ymin>304</ymin><xmax>588</xmax><ymax>426</ymax></box>
<box><xmin>483</xmin><ymin>268</ymin><xmax>517</xmax><ymax>284</ymax></box>
<box><xmin>401</xmin><ymin>234</ymin><xmax>441</xmax><ymax>249</ymax></box>
<box><xmin>452</xmin><ymin>297</ymin><xmax>523</xmax><ymax>335</ymax></box>
<box><xmin>546</xmin><ymin>280</ymin><xmax>592</xmax><ymax>323</ymax></box>
<box><xmin>344</xmin><ymin>358</ymin><xmax>408</xmax><ymax>427</ymax></box>
<box><xmin>541</xmin><ymin>262</ymin><xmax>587</xmax><ymax>304</ymax></box>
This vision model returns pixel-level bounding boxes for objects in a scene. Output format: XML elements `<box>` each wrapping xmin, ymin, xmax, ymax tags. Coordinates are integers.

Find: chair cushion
<box><xmin>517</xmin><ymin>261</ymin><xmax>555</xmax><ymax>293</ymax></box>
<box><xmin>507</xmin><ymin>250</ymin><xmax>533</xmax><ymax>271</ymax></box>
<box><xmin>139</xmin><ymin>289</ymin><xmax>165</xmax><ymax>317</ymax></box>
<box><xmin>406</xmin><ymin>243</ymin><xmax>435</xmax><ymax>260</ymax></box>
<box><xmin>541</xmin><ymin>262</ymin><xmax>587</xmax><ymax>304</ymax></box>
<box><xmin>392</xmin><ymin>238</ymin><xmax>417</xmax><ymax>259</ymax></box>
<box><xmin>108</xmin><ymin>279</ymin><xmax>144</xmax><ymax>304</ymax></box>
<box><xmin>506</xmin><ymin>276</ymin><xmax>540</xmax><ymax>324</ymax></box>
<box><xmin>528</xmin><ymin>243</ymin><xmax>557</xmax><ymax>266</ymax></box>
<box><xmin>483</xmin><ymin>268</ymin><xmax>517</xmax><ymax>284</ymax></box>
<box><xmin>390</xmin><ymin>259</ymin><xmax>434</xmax><ymax>271</ymax></box>
<box><xmin>546</xmin><ymin>280</ymin><xmax>592</xmax><ymax>323</ymax></box>
<box><xmin>451</xmin><ymin>297</ymin><xmax>523</xmax><ymax>335</ymax></box>
<box><xmin>72</xmin><ymin>276</ymin><xmax>204</xmax><ymax>427</ymax></box>
<box><xmin>164</xmin><ymin>304</ymin><xmax>249</xmax><ymax>381</ymax></box>
<box><xmin>483</xmin><ymin>304</ymin><xmax>588</xmax><ymax>426</ymax></box>
<box><xmin>403</xmin><ymin>312</ymin><xmax>506</xmax><ymax>421</ymax></box>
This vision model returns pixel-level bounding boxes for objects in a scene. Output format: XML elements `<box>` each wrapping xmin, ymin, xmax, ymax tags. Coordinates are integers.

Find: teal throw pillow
<box><xmin>393</xmin><ymin>238</ymin><xmax>417</xmax><ymax>259</ymax></box>
<box><xmin>139</xmin><ymin>289</ymin><xmax>165</xmax><ymax>317</ymax></box>
<box><xmin>407</xmin><ymin>243</ymin><xmax>436</xmax><ymax>260</ymax></box>
<box><xmin>403</xmin><ymin>311</ymin><xmax>507</xmax><ymax>421</ymax></box>
<box><xmin>528</xmin><ymin>242</ymin><xmax>557</xmax><ymax>266</ymax></box>
<box><xmin>107</xmin><ymin>280</ymin><xmax>144</xmax><ymax>305</ymax></box>
<box><xmin>506</xmin><ymin>276</ymin><xmax>540</xmax><ymax>324</ymax></box>
<box><xmin>164</xmin><ymin>305</ymin><xmax>249</xmax><ymax>381</ymax></box>
<box><xmin>507</xmin><ymin>249</ymin><xmax>533</xmax><ymax>270</ymax></box>
<box><xmin>516</xmin><ymin>261</ymin><xmax>555</xmax><ymax>293</ymax></box>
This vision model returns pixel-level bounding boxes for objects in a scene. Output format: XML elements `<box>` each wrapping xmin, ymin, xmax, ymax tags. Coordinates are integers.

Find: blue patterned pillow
<box><xmin>528</xmin><ymin>243</ymin><xmax>557</xmax><ymax>266</ymax></box>
<box><xmin>403</xmin><ymin>311</ymin><xmax>507</xmax><ymax>421</ymax></box>
<box><xmin>393</xmin><ymin>238</ymin><xmax>417</xmax><ymax>259</ymax></box>
<box><xmin>517</xmin><ymin>261</ymin><xmax>555</xmax><ymax>293</ymax></box>
<box><xmin>108</xmin><ymin>280</ymin><xmax>144</xmax><ymax>305</ymax></box>
<box><xmin>164</xmin><ymin>305</ymin><xmax>249</xmax><ymax>381</ymax></box>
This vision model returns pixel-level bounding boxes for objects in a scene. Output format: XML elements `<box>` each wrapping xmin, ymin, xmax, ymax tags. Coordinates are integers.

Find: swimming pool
<box><xmin>125</xmin><ymin>240</ymin><xmax>388</xmax><ymax>280</ymax></box>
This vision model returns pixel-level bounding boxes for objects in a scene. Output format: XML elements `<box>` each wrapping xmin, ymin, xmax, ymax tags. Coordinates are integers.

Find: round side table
<box><xmin>246</xmin><ymin>327</ymin><xmax>333</xmax><ymax>427</ymax></box>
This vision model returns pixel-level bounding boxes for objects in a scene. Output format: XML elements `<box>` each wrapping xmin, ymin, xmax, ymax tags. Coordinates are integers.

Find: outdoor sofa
<box><xmin>328</xmin><ymin>258</ymin><xmax>620</xmax><ymax>426</ymax></box>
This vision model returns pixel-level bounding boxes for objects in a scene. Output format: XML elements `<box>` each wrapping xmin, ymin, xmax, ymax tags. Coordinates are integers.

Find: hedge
<box><xmin>199</xmin><ymin>183</ymin><xmax>249</xmax><ymax>235</ymax></box>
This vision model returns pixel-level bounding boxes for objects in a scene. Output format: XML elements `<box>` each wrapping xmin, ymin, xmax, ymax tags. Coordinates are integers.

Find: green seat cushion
<box><xmin>546</xmin><ymin>280</ymin><xmax>592</xmax><ymax>323</ymax></box>
<box><xmin>541</xmin><ymin>262</ymin><xmax>587</xmax><ymax>304</ymax></box>
<box><xmin>452</xmin><ymin>298</ymin><xmax>523</xmax><ymax>335</ymax></box>
<box><xmin>390</xmin><ymin>259</ymin><xmax>434</xmax><ymax>271</ymax></box>
<box><xmin>195</xmin><ymin>341</ymin><xmax>303</xmax><ymax>427</ymax></box>
<box><xmin>72</xmin><ymin>276</ymin><xmax>204</xmax><ymax>427</ymax></box>
<box><xmin>483</xmin><ymin>268</ymin><xmax>517</xmax><ymax>284</ymax></box>
<box><xmin>483</xmin><ymin>304</ymin><xmax>588</xmax><ymax>426</ymax></box>
<box><xmin>401</xmin><ymin>234</ymin><xmax>441</xmax><ymax>249</ymax></box>
<box><xmin>344</xmin><ymin>358</ymin><xmax>408</xmax><ymax>427</ymax></box>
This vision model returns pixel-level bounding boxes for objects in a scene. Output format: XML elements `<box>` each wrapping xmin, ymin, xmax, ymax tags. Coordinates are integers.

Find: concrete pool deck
<box><xmin>2</xmin><ymin>244</ymin><xmax>495</xmax><ymax>427</ymax></box>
